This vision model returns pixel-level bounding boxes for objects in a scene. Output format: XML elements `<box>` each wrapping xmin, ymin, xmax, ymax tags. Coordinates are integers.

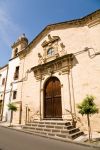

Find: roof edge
<box><xmin>0</xmin><ymin>64</ymin><xmax>8</xmax><ymax>70</ymax></box>
<box><xmin>18</xmin><ymin>9</ymin><xmax>100</xmax><ymax>56</ymax></box>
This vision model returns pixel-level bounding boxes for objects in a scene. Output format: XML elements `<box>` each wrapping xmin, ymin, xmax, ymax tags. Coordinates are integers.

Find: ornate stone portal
<box><xmin>31</xmin><ymin>54</ymin><xmax>73</xmax><ymax>80</ymax></box>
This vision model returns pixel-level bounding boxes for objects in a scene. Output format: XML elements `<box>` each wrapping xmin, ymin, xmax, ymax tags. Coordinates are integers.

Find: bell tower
<box><xmin>11</xmin><ymin>33</ymin><xmax>28</xmax><ymax>58</ymax></box>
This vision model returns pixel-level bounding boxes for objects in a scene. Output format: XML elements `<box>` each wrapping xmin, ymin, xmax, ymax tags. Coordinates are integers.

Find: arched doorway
<box><xmin>44</xmin><ymin>77</ymin><xmax>62</xmax><ymax>118</ymax></box>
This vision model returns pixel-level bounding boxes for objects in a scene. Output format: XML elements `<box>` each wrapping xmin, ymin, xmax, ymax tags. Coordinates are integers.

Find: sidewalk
<box><xmin>74</xmin><ymin>131</ymin><xmax>100</xmax><ymax>142</ymax></box>
<box><xmin>0</xmin><ymin>121</ymin><xmax>22</xmax><ymax>129</ymax></box>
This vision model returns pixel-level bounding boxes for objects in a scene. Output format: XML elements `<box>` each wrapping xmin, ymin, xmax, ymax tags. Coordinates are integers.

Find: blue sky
<box><xmin>0</xmin><ymin>0</ymin><xmax>100</xmax><ymax>66</ymax></box>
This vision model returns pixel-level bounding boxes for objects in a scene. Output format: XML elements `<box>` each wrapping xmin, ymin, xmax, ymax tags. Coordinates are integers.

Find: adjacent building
<box><xmin>1</xmin><ymin>34</ymin><xmax>28</xmax><ymax>123</ymax></box>
<box><xmin>0</xmin><ymin>65</ymin><xmax>8</xmax><ymax>121</ymax></box>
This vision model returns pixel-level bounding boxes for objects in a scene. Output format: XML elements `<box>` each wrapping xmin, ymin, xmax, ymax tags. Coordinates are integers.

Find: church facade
<box><xmin>0</xmin><ymin>10</ymin><xmax>100</xmax><ymax>132</ymax></box>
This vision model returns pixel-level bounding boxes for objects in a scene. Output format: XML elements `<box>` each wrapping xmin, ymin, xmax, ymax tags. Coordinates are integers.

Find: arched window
<box><xmin>47</xmin><ymin>48</ymin><xmax>54</xmax><ymax>56</ymax></box>
<box><xmin>14</xmin><ymin>66</ymin><xmax>19</xmax><ymax>80</ymax></box>
<box><xmin>14</xmin><ymin>48</ymin><xmax>18</xmax><ymax>57</ymax></box>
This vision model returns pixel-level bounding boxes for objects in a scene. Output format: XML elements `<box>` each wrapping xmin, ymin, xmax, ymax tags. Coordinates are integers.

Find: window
<box><xmin>14</xmin><ymin>66</ymin><xmax>19</xmax><ymax>80</ymax></box>
<box><xmin>47</xmin><ymin>48</ymin><xmax>54</xmax><ymax>56</ymax></box>
<box><xmin>14</xmin><ymin>48</ymin><xmax>18</xmax><ymax>57</ymax></box>
<box><xmin>13</xmin><ymin>91</ymin><xmax>17</xmax><ymax>99</ymax></box>
<box><xmin>2</xmin><ymin>78</ymin><xmax>5</xmax><ymax>86</ymax></box>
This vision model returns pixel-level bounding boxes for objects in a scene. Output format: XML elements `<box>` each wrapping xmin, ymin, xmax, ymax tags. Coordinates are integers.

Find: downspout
<box><xmin>1</xmin><ymin>65</ymin><xmax>9</xmax><ymax>121</ymax></box>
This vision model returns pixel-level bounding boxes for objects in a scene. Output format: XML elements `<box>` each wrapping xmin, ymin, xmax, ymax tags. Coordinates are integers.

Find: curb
<box><xmin>0</xmin><ymin>125</ymin><xmax>100</xmax><ymax>149</ymax></box>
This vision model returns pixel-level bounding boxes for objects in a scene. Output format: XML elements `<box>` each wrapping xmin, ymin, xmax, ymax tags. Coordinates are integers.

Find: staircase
<box><xmin>22</xmin><ymin>120</ymin><xmax>84</xmax><ymax>140</ymax></box>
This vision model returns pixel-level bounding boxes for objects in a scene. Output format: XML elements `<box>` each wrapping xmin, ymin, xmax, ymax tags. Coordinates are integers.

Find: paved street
<box><xmin>0</xmin><ymin>126</ymin><xmax>97</xmax><ymax>150</ymax></box>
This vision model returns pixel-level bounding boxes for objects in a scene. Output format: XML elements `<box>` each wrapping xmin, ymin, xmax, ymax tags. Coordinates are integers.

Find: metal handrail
<box><xmin>65</xmin><ymin>108</ymin><xmax>84</xmax><ymax>127</ymax></box>
<box><xmin>29</xmin><ymin>110</ymin><xmax>39</xmax><ymax>122</ymax></box>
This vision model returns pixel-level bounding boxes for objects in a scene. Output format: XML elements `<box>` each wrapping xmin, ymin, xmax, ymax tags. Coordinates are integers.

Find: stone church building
<box><xmin>0</xmin><ymin>10</ymin><xmax>100</xmax><ymax>132</ymax></box>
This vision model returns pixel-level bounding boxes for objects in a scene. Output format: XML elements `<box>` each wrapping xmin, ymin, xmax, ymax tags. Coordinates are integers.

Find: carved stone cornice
<box><xmin>31</xmin><ymin>54</ymin><xmax>73</xmax><ymax>80</ymax></box>
<box><xmin>87</xmin><ymin>18</ymin><xmax>100</xmax><ymax>28</ymax></box>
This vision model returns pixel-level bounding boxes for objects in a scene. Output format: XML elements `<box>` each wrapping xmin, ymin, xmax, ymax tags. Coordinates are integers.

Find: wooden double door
<box><xmin>44</xmin><ymin>77</ymin><xmax>62</xmax><ymax>118</ymax></box>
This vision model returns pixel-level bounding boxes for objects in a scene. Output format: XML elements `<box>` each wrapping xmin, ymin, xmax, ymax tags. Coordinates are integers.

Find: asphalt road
<box><xmin>0</xmin><ymin>126</ymin><xmax>98</xmax><ymax>150</ymax></box>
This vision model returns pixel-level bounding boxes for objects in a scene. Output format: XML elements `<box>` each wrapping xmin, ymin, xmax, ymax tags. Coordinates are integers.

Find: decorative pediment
<box><xmin>38</xmin><ymin>34</ymin><xmax>67</xmax><ymax>65</ymax></box>
<box><xmin>41</xmin><ymin>34</ymin><xmax>60</xmax><ymax>47</ymax></box>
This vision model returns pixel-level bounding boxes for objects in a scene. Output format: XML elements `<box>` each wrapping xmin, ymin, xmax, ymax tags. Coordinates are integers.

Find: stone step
<box><xmin>25</xmin><ymin>123</ymin><xmax>71</xmax><ymax>130</ymax></box>
<box><xmin>65</xmin><ymin>125</ymin><xmax>74</xmax><ymax>130</ymax></box>
<box><xmin>23</xmin><ymin>121</ymin><xmax>84</xmax><ymax>140</ymax></box>
<box><xmin>23</xmin><ymin>125</ymin><xmax>79</xmax><ymax>134</ymax></box>
<box><xmin>23</xmin><ymin>126</ymin><xmax>36</xmax><ymax>130</ymax></box>
<box><xmin>23</xmin><ymin>125</ymin><xmax>75</xmax><ymax>132</ymax></box>
<box><xmin>43</xmin><ymin>118</ymin><xmax>63</xmax><ymax>121</ymax></box>
<box><xmin>68</xmin><ymin>128</ymin><xmax>80</xmax><ymax>134</ymax></box>
<box><xmin>56</xmin><ymin>133</ymin><xmax>67</xmax><ymax>138</ymax></box>
<box><xmin>23</xmin><ymin>126</ymin><xmax>80</xmax><ymax>138</ymax></box>
<box><xmin>22</xmin><ymin>128</ymin><xmax>68</xmax><ymax>139</ymax></box>
<box><xmin>37</xmin><ymin>124</ymin><xmax>46</xmax><ymax>128</ymax></box>
<box><xmin>69</xmin><ymin>131</ymin><xmax>84</xmax><ymax>139</ymax></box>
<box><xmin>60</xmin><ymin>128</ymin><xmax>79</xmax><ymax>134</ymax></box>
<box><xmin>23</xmin><ymin>128</ymin><xmax>83</xmax><ymax>140</ymax></box>
<box><xmin>26</xmin><ymin>121</ymin><xmax>71</xmax><ymax>126</ymax></box>
<box><xmin>23</xmin><ymin>126</ymin><xmax>64</xmax><ymax>133</ymax></box>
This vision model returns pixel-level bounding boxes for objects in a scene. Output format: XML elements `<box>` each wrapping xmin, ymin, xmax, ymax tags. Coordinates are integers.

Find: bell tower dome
<box><xmin>11</xmin><ymin>33</ymin><xmax>28</xmax><ymax>58</ymax></box>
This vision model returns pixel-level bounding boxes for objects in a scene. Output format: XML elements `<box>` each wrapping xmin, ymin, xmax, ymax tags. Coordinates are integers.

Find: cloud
<box><xmin>0</xmin><ymin>1</ymin><xmax>21</xmax><ymax>47</ymax></box>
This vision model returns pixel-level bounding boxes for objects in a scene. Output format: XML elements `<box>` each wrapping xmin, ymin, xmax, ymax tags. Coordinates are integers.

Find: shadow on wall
<box><xmin>72</xmin><ymin>55</ymin><xmax>79</xmax><ymax>67</ymax></box>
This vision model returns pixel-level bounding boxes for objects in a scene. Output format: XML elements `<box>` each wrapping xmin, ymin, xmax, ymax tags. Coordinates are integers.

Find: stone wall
<box><xmin>16</xmin><ymin>11</ymin><xmax>100</xmax><ymax>132</ymax></box>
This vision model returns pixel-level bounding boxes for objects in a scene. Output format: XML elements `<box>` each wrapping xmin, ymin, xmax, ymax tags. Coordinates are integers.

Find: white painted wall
<box><xmin>0</xmin><ymin>66</ymin><xmax>8</xmax><ymax>97</ymax></box>
<box><xmin>3</xmin><ymin>57</ymin><xmax>20</xmax><ymax>121</ymax></box>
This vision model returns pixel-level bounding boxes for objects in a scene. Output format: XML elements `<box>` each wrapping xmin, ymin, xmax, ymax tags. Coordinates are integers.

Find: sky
<box><xmin>0</xmin><ymin>0</ymin><xmax>100</xmax><ymax>67</ymax></box>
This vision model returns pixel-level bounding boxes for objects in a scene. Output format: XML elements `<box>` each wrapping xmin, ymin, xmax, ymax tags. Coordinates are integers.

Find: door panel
<box><xmin>45</xmin><ymin>98</ymin><xmax>52</xmax><ymax>118</ymax></box>
<box><xmin>53</xmin><ymin>97</ymin><xmax>62</xmax><ymax>118</ymax></box>
<box><xmin>44</xmin><ymin>77</ymin><xmax>62</xmax><ymax>118</ymax></box>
